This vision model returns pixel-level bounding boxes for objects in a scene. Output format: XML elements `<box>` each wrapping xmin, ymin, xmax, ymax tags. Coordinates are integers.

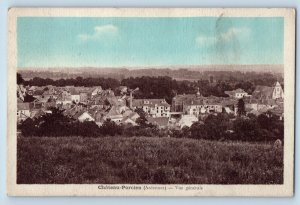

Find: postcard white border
<box><xmin>7</xmin><ymin>8</ymin><xmax>295</xmax><ymax>197</ymax></box>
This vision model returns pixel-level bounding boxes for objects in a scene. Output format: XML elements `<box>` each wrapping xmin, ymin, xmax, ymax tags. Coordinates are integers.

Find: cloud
<box><xmin>195</xmin><ymin>35</ymin><xmax>215</xmax><ymax>46</ymax></box>
<box><xmin>78</xmin><ymin>24</ymin><xmax>119</xmax><ymax>42</ymax></box>
<box><xmin>196</xmin><ymin>27</ymin><xmax>250</xmax><ymax>46</ymax></box>
<box><xmin>219</xmin><ymin>27</ymin><xmax>250</xmax><ymax>42</ymax></box>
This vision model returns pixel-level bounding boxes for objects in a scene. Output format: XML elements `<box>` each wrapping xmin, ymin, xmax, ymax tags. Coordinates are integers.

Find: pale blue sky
<box><xmin>17</xmin><ymin>17</ymin><xmax>283</xmax><ymax>68</ymax></box>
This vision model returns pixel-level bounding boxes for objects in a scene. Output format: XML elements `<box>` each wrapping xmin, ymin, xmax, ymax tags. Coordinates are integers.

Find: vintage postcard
<box><xmin>7</xmin><ymin>8</ymin><xmax>295</xmax><ymax>196</ymax></box>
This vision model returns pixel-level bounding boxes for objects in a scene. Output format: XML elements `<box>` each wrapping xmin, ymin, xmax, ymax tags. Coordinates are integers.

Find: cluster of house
<box><xmin>17</xmin><ymin>81</ymin><xmax>284</xmax><ymax>130</ymax></box>
<box><xmin>171</xmin><ymin>81</ymin><xmax>284</xmax><ymax>127</ymax></box>
<box><xmin>16</xmin><ymin>84</ymin><xmax>171</xmax><ymax>128</ymax></box>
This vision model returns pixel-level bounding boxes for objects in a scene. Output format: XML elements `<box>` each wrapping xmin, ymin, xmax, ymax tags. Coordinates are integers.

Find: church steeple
<box><xmin>272</xmin><ymin>81</ymin><xmax>284</xmax><ymax>99</ymax></box>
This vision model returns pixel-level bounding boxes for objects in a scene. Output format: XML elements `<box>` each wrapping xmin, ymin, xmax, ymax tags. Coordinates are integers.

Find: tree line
<box><xmin>19</xmin><ymin>107</ymin><xmax>283</xmax><ymax>143</ymax></box>
<box><xmin>187</xmin><ymin>112</ymin><xmax>283</xmax><ymax>142</ymax></box>
<box><xmin>18</xmin><ymin>73</ymin><xmax>280</xmax><ymax>104</ymax></box>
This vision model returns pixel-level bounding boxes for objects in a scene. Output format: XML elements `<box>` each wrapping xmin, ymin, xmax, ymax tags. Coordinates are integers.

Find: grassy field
<box><xmin>17</xmin><ymin>136</ymin><xmax>283</xmax><ymax>184</ymax></box>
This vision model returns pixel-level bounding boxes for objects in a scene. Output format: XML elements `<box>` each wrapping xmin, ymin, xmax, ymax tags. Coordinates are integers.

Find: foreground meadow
<box><xmin>17</xmin><ymin>136</ymin><xmax>283</xmax><ymax>184</ymax></box>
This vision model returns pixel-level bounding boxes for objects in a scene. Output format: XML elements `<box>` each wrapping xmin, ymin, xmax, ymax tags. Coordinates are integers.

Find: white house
<box><xmin>121</xmin><ymin>117</ymin><xmax>137</xmax><ymax>126</ymax></box>
<box><xmin>132</xmin><ymin>99</ymin><xmax>170</xmax><ymax>118</ymax></box>
<box><xmin>178</xmin><ymin>115</ymin><xmax>198</xmax><ymax>128</ymax></box>
<box><xmin>185</xmin><ymin>104</ymin><xmax>222</xmax><ymax>116</ymax></box>
<box><xmin>77</xmin><ymin>111</ymin><xmax>95</xmax><ymax>122</ymax></box>
<box><xmin>225</xmin><ymin>88</ymin><xmax>249</xmax><ymax>99</ymax></box>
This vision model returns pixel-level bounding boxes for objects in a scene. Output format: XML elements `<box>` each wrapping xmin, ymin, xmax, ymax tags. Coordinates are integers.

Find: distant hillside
<box><xmin>18</xmin><ymin>64</ymin><xmax>283</xmax><ymax>81</ymax></box>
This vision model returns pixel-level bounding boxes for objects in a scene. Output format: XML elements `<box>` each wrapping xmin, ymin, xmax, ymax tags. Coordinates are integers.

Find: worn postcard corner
<box><xmin>7</xmin><ymin>7</ymin><xmax>295</xmax><ymax>197</ymax></box>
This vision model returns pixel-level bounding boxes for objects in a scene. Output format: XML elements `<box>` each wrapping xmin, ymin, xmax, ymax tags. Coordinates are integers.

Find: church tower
<box><xmin>272</xmin><ymin>81</ymin><xmax>284</xmax><ymax>99</ymax></box>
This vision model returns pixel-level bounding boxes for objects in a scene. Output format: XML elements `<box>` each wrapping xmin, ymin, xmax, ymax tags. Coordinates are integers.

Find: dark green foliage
<box><xmin>20</xmin><ymin>73</ymin><xmax>280</xmax><ymax>105</ymax></box>
<box><xmin>17</xmin><ymin>73</ymin><xmax>24</xmax><ymax>85</ymax></box>
<box><xmin>187</xmin><ymin>113</ymin><xmax>283</xmax><ymax>142</ymax></box>
<box><xmin>19</xmin><ymin>118</ymin><xmax>36</xmax><ymax>136</ymax></box>
<box><xmin>204</xmin><ymin>114</ymin><xmax>230</xmax><ymax>140</ymax></box>
<box><xmin>19</xmin><ymin>108</ymin><xmax>128</xmax><ymax>137</ymax></box>
<box><xmin>237</xmin><ymin>99</ymin><xmax>246</xmax><ymax>116</ymax></box>
<box><xmin>134</xmin><ymin>108</ymin><xmax>147</xmax><ymax>126</ymax></box>
<box><xmin>23</xmin><ymin>94</ymin><xmax>36</xmax><ymax>102</ymax></box>
<box><xmin>121</xmin><ymin>76</ymin><xmax>182</xmax><ymax>104</ymax></box>
<box><xmin>189</xmin><ymin>122</ymin><xmax>207</xmax><ymax>139</ymax></box>
<box><xmin>257</xmin><ymin>112</ymin><xmax>284</xmax><ymax>141</ymax></box>
<box><xmin>123</xmin><ymin>124</ymin><xmax>159</xmax><ymax>138</ymax></box>
<box><xmin>24</xmin><ymin>76</ymin><xmax>120</xmax><ymax>90</ymax></box>
<box><xmin>121</xmin><ymin>76</ymin><xmax>258</xmax><ymax>103</ymax></box>
<box><xmin>19</xmin><ymin>108</ymin><xmax>160</xmax><ymax>138</ymax></box>
<box><xmin>189</xmin><ymin>113</ymin><xmax>230</xmax><ymax>140</ymax></box>
<box><xmin>77</xmin><ymin>121</ymin><xmax>102</xmax><ymax>137</ymax></box>
<box><xmin>20</xmin><ymin>109</ymin><xmax>284</xmax><ymax>143</ymax></box>
<box><xmin>31</xmin><ymin>108</ymin><xmax>77</xmax><ymax>137</ymax></box>
<box><xmin>19</xmin><ymin>69</ymin><xmax>283</xmax><ymax>85</ymax></box>
<box><xmin>19</xmin><ymin>108</ymin><xmax>103</xmax><ymax>137</ymax></box>
<box><xmin>233</xmin><ymin>118</ymin><xmax>262</xmax><ymax>141</ymax></box>
<box><xmin>17</xmin><ymin>137</ymin><xmax>283</xmax><ymax>184</ymax></box>
<box><xmin>100</xmin><ymin>119</ymin><xmax>124</xmax><ymax>136</ymax></box>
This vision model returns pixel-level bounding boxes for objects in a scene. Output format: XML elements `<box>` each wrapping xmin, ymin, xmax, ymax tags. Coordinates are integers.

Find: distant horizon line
<box><xmin>18</xmin><ymin>64</ymin><xmax>284</xmax><ymax>70</ymax></box>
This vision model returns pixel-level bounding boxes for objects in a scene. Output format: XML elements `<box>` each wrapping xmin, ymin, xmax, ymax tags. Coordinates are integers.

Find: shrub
<box><xmin>100</xmin><ymin>119</ymin><xmax>124</xmax><ymax>136</ymax></box>
<box><xmin>123</xmin><ymin>124</ymin><xmax>159</xmax><ymax>137</ymax></box>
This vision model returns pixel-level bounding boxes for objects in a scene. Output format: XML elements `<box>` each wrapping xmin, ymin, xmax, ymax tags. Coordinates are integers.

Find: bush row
<box><xmin>19</xmin><ymin>108</ymin><xmax>283</xmax><ymax>142</ymax></box>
